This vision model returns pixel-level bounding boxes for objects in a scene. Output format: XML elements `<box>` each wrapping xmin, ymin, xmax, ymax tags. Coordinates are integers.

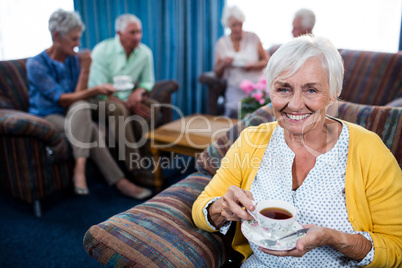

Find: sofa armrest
<box><xmin>83</xmin><ymin>172</ymin><xmax>233</xmax><ymax>268</ymax></box>
<box><xmin>0</xmin><ymin>109</ymin><xmax>68</xmax><ymax>158</ymax></box>
<box><xmin>149</xmin><ymin>80</ymin><xmax>179</xmax><ymax>125</ymax></box>
<box><xmin>198</xmin><ymin>72</ymin><xmax>227</xmax><ymax>115</ymax></box>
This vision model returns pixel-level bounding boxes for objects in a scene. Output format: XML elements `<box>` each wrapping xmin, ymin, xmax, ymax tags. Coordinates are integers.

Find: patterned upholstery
<box><xmin>0</xmin><ymin>59</ymin><xmax>30</xmax><ymax>111</ymax></box>
<box><xmin>84</xmin><ymin>173</ymin><xmax>233</xmax><ymax>268</ymax></box>
<box><xmin>339</xmin><ymin>49</ymin><xmax>402</xmax><ymax>106</ymax></box>
<box><xmin>83</xmin><ymin>101</ymin><xmax>402</xmax><ymax>267</ymax></box>
<box><xmin>0</xmin><ymin>58</ymin><xmax>74</xmax><ymax>211</ymax></box>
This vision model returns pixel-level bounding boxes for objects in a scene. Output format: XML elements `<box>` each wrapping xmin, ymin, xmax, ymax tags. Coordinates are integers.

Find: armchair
<box><xmin>0</xmin><ymin>58</ymin><xmax>179</xmax><ymax>217</ymax></box>
<box><xmin>83</xmin><ymin>101</ymin><xmax>402</xmax><ymax>267</ymax></box>
<box><xmin>0</xmin><ymin>58</ymin><xmax>73</xmax><ymax>217</ymax></box>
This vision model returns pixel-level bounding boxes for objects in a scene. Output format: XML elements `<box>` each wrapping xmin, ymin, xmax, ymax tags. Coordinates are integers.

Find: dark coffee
<box><xmin>260</xmin><ymin>207</ymin><xmax>293</xmax><ymax>220</ymax></box>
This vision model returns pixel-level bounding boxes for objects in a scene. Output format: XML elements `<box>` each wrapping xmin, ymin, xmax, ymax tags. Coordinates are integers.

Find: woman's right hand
<box><xmin>221</xmin><ymin>56</ymin><xmax>234</xmax><ymax>68</ymax></box>
<box><xmin>94</xmin><ymin>84</ymin><xmax>116</xmax><ymax>96</ymax></box>
<box><xmin>77</xmin><ymin>50</ymin><xmax>92</xmax><ymax>71</ymax></box>
<box><xmin>208</xmin><ymin>185</ymin><xmax>255</xmax><ymax>228</ymax></box>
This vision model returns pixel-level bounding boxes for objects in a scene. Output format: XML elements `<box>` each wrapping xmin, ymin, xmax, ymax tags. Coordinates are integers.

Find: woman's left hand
<box><xmin>258</xmin><ymin>224</ymin><xmax>372</xmax><ymax>261</ymax></box>
<box><xmin>77</xmin><ymin>50</ymin><xmax>92</xmax><ymax>71</ymax></box>
<box><xmin>258</xmin><ymin>225</ymin><xmax>326</xmax><ymax>257</ymax></box>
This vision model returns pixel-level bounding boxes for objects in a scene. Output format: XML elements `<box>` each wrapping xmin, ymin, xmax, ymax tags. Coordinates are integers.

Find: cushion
<box><xmin>83</xmin><ymin>173</ymin><xmax>233</xmax><ymax>267</ymax></box>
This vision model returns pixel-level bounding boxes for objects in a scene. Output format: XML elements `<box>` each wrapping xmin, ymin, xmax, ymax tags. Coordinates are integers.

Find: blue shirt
<box><xmin>27</xmin><ymin>50</ymin><xmax>81</xmax><ymax>117</ymax></box>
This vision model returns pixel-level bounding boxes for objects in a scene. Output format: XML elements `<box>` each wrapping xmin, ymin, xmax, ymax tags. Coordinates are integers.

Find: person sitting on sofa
<box><xmin>88</xmin><ymin>13</ymin><xmax>158</xmax><ymax>187</ymax></box>
<box><xmin>192</xmin><ymin>35</ymin><xmax>402</xmax><ymax>267</ymax></box>
<box><xmin>214</xmin><ymin>5</ymin><xmax>269</xmax><ymax>118</ymax></box>
<box><xmin>292</xmin><ymin>8</ymin><xmax>316</xmax><ymax>37</ymax></box>
<box><xmin>27</xmin><ymin>9</ymin><xmax>152</xmax><ymax>200</ymax></box>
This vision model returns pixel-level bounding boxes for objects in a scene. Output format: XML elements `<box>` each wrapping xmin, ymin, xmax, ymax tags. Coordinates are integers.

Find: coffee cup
<box><xmin>248</xmin><ymin>199</ymin><xmax>297</xmax><ymax>238</ymax></box>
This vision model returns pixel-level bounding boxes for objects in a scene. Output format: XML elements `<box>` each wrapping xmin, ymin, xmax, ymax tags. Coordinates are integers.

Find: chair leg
<box><xmin>33</xmin><ymin>200</ymin><xmax>42</xmax><ymax>218</ymax></box>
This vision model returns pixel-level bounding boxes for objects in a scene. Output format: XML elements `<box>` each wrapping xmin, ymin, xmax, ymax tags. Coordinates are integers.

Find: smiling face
<box><xmin>118</xmin><ymin>21</ymin><xmax>142</xmax><ymax>54</ymax></box>
<box><xmin>270</xmin><ymin>56</ymin><xmax>333</xmax><ymax>138</ymax></box>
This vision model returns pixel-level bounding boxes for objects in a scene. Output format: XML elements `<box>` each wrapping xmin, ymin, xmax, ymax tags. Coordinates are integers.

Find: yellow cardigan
<box><xmin>192</xmin><ymin>121</ymin><xmax>402</xmax><ymax>267</ymax></box>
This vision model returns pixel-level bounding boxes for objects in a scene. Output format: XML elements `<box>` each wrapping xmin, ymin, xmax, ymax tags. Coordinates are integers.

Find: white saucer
<box><xmin>113</xmin><ymin>82</ymin><xmax>134</xmax><ymax>91</ymax></box>
<box><xmin>231</xmin><ymin>62</ymin><xmax>246</xmax><ymax>68</ymax></box>
<box><xmin>241</xmin><ymin>219</ymin><xmax>305</xmax><ymax>250</ymax></box>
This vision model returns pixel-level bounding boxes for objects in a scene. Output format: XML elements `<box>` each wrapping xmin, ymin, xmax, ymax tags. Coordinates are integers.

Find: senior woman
<box><xmin>27</xmin><ymin>9</ymin><xmax>152</xmax><ymax>200</ymax></box>
<box><xmin>193</xmin><ymin>35</ymin><xmax>402</xmax><ymax>267</ymax></box>
<box><xmin>214</xmin><ymin>5</ymin><xmax>269</xmax><ymax>118</ymax></box>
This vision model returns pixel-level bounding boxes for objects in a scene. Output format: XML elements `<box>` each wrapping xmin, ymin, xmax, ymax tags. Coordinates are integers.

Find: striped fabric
<box><xmin>335</xmin><ymin>101</ymin><xmax>402</xmax><ymax>167</ymax></box>
<box><xmin>266</xmin><ymin>47</ymin><xmax>402</xmax><ymax>106</ymax></box>
<box><xmin>0</xmin><ymin>59</ymin><xmax>30</xmax><ymax>111</ymax></box>
<box><xmin>83</xmin><ymin>102</ymin><xmax>401</xmax><ymax>266</ymax></box>
<box><xmin>0</xmin><ymin>136</ymin><xmax>73</xmax><ymax>203</ymax></box>
<box><xmin>84</xmin><ymin>173</ymin><xmax>233</xmax><ymax>268</ymax></box>
<box><xmin>0</xmin><ymin>59</ymin><xmax>73</xmax><ymax>206</ymax></box>
<box><xmin>339</xmin><ymin>49</ymin><xmax>402</xmax><ymax>106</ymax></box>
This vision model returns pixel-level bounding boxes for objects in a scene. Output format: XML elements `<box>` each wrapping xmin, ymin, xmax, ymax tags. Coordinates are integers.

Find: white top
<box><xmin>215</xmin><ymin>31</ymin><xmax>264</xmax><ymax>87</ymax></box>
<box><xmin>242</xmin><ymin>122</ymin><xmax>374</xmax><ymax>267</ymax></box>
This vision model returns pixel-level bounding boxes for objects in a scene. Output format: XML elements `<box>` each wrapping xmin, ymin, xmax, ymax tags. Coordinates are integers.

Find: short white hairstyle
<box><xmin>294</xmin><ymin>8</ymin><xmax>316</xmax><ymax>29</ymax></box>
<box><xmin>115</xmin><ymin>14</ymin><xmax>142</xmax><ymax>33</ymax></box>
<box><xmin>48</xmin><ymin>9</ymin><xmax>85</xmax><ymax>39</ymax></box>
<box><xmin>221</xmin><ymin>5</ymin><xmax>245</xmax><ymax>27</ymax></box>
<box><xmin>265</xmin><ymin>35</ymin><xmax>344</xmax><ymax>99</ymax></box>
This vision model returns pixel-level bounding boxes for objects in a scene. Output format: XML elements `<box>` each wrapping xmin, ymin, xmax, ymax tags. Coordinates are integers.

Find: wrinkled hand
<box><xmin>77</xmin><ymin>50</ymin><xmax>92</xmax><ymax>71</ymax></box>
<box><xmin>94</xmin><ymin>84</ymin><xmax>116</xmax><ymax>96</ymax></box>
<box><xmin>130</xmin><ymin>101</ymin><xmax>151</xmax><ymax>119</ymax></box>
<box><xmin>222</xmin><ymin>57</ymin><xmax>234</xmax><ymax>68</ymax></box>
<box><xmin>258</xmin><ymin>224</ymin><xmax>328</xmax><ymax>257</ymax></box>
<box><xmin>127</xmin><ymin>88</ymin><xmax>147</xmax><ymax>108</ymax></box>
<box><xmin>218</xmin><ymin>185</ymin><xmax>255</xmax><ymax>222</ymax></box>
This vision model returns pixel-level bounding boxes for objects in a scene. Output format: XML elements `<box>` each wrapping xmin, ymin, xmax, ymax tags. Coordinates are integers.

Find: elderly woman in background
<box><xmin>27</xmin><ymin>9</ymin><xmax>151</xmax><ymax>200</ymax></box>
<box><xmin>292</xmin><ymin>8</ymin><xmax>316</xmax><ymax>38</ymax></box>
<box><xmin>193</xmin><ymin>35</ymin><xmax>402</xmax><ymax>267</ymax></box>
<box><xmin>214</xmin><ymin>5</ymin><xmax>269</xmax><ymax>118</ymax></box>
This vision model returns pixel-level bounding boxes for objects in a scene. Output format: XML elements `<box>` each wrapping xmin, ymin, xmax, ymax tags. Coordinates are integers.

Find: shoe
<box><xmin>131</xmin><ymin>169</ymin><xmax>156</xmax><ymax>187</ymax></box>
<box><xmin>115</xmin><ymin>178</ymin><xmax>153</xmax><ymax>200</ymax></box>
<box><xmin>132</xmin><ymin>188</ymin><xmax>152</xmax><ymax>200</ymax></box>
<box><xmin>74</xmin><ymin>186</ymin><xmax>90</xmax><ymax>195</ymax></box>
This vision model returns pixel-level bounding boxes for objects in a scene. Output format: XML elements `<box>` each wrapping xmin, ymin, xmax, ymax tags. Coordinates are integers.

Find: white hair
<box><xmin>115</xmin><ymin>14</ymin><xmax>142</xmax><ymax>33</ymax></box>
<box><xmin>221</xmin><ymin>5</ymin><xmax>245</xmax><ymax>27</ymax></box>
<box><xmin>48</xmin><ymin>9</ymin><xmax>85</xmax><ymax>39</ymax></box>
<box><xmin>294</xmin><ymin>8</ymin><xmax>316</xmax><ymax>29</ymax></box>
<box><xmin>265</xmin><ymin>35</ymin><xmax>344</xmax><ymax>99</ymax></box>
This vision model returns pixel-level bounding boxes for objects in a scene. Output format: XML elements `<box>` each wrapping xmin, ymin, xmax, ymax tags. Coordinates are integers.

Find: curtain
<box><xmin>73</xmin><ymin>0</ymin><xmax>224</xmax><ymax>116</ymax></box>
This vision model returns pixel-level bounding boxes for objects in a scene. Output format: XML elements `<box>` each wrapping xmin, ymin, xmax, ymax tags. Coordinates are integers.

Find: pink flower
<box><xmin>252</xmin><ymin>92</ymin><xmax>263</xmax><ymax>101</ymax></box>
<box><xmin>252</xmin><ymin>92</ymin><xmax>267</xmax><ymax>105</ymax></box>
<box><xmin>240</xmin><ymin>80</ymin><xmax>255</xmax><ymax>94</ymax></box>
<box><xmin>254</xmin><ymin>79</ymin><xmax>266</xmax><ymax>91</ymax></box>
